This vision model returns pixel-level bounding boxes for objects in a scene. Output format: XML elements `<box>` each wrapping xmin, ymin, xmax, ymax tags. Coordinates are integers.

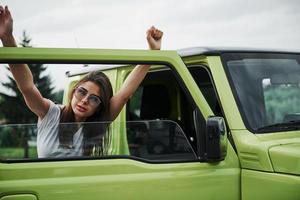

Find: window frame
<box><xmin>0</xmin><ymin>48</ymin><xmax>210</xmax><ymax>163</ymax></box>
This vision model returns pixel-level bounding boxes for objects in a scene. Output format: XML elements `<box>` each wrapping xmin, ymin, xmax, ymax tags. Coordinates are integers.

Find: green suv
<box><xmin>0</xmin><ymin>47</ymin><xmax>299</xmax><ymax>200</ymax></box>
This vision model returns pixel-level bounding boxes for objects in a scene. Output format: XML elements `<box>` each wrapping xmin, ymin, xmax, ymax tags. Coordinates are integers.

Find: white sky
<box><xmin>1</xmin><ymin>0</ymin><xmax>300</xmax><ymax>92</ymax></box>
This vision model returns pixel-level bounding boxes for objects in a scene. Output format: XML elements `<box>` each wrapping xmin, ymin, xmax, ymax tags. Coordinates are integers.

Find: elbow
<box><xmin>119</xmin><ymin>91</ymin><xmax>132</xmax><ymax>105</ymax></box>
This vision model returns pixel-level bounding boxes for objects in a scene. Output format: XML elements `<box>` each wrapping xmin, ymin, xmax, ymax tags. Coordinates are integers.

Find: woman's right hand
<box><xmin>146</xmin><ymin>26</ymin><xmax>163</xmax><ymax>50</ymax></box>
<box><xmin>0</xmin><ymin>5</ymin><xmax>13</xmax><ymax>42</ymax></box>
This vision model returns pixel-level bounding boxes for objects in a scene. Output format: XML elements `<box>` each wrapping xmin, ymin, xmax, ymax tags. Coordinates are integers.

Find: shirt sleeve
<box><xmin>37</xmin><ymin>100</ymin><xmax>61</xmax><ymax>136</ymax></box>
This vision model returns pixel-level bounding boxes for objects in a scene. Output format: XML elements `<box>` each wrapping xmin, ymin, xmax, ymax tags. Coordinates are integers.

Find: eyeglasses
<box><xmin>74</xmin><ymin>87</ymin><xmax>102</xmax><ymax>107</ymax></box>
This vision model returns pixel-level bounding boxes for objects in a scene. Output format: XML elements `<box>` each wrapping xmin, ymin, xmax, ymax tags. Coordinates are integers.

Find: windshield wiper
<box><xmin>256</xmin><ymin>120</ymin><xmax>300</xmax><ymax>132</ymax></box>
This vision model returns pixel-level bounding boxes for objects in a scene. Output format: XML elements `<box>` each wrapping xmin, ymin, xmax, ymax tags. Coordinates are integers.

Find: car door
<box><xmin>0</xmin><ymin>48</ymin><xmax>240</xmax><ymax>200</ymax></box>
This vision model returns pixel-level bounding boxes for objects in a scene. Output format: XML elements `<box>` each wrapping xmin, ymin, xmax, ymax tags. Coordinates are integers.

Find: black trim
<box><xmin>221</xmin><ymin>52</ymin><xmax>300</xmax><ymax>134</ymax></box>
<box><xmin>193</xmin><ymin>108</ymin><xmax>206</xmax><ymax>161</ymax></box>
<box><xmin>1</xmin><ymin>155</ymin><xmax>198</xmax><ymax>164</ymax></box>
<box><xmin>178</xmin><ymin>47</ymin><xmax>300</xmax><ymax>57</ymax></box>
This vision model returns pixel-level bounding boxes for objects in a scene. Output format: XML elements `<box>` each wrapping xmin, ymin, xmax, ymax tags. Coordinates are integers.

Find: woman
<box><xmin>0</xmin><ymin>6</ymin><xmax>163</xmax><ymax>157</ymax></box>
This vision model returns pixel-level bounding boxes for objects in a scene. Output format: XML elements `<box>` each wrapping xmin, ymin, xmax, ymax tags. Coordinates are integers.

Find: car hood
<box><xmin>269</xmin><ymin>142</ymin><xmax>300</xmax><ymax>176</ymax></box>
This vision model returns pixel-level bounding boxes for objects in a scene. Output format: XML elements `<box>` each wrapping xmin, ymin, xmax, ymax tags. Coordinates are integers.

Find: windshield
<box><xmin>222</xmin><ymin>53</ymin><xmax>300</xmax><ymax>133</ymax></box>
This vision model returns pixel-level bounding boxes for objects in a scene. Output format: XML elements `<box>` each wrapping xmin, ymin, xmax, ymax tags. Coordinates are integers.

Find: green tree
<box><xmin>0</xmin><ymin>31</ymin><xmax>55</xmax><ymax>158</ymax></box>
<box><xmin>264</xmin><ymin>85</ymin><xmax>300</xmax><ymax>124</ymax></box>
<box><xmin>52</xmin><ymin>89</ymin><xmax>64</xmax><ymax>104</ymax></box>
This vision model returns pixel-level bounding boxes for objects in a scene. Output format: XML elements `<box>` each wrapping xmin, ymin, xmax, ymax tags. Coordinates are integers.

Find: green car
<box><xmin>0</xmin><ymin>47</ymin><xmax>299</xmax><ymax>200</ymax></box>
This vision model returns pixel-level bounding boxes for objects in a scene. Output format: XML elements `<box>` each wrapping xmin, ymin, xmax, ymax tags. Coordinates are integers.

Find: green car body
<box><xmin>0</xmin><ymin>47</ymin><xmax>299</xmax><ymax>200</ymax></box>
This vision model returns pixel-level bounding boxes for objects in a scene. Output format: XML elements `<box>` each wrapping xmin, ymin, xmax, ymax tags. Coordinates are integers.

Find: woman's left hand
<box><xmin>146</xmin><ymin>26</ymin><xmax>163</xmax><ymax>50</ymax></box>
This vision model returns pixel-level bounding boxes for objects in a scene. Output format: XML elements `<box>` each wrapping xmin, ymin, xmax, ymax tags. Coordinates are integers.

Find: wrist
<box><xmin>1</xmin><ymin>34</ymin><xmax>17</xmax><ymax>47</ymax></box>
<box><xmin>148</xmin><ymin>45</ymin><xmax>161</xmax><ymax>50</ymax></box>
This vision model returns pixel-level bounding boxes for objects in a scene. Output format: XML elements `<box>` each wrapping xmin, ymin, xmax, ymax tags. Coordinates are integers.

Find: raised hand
<box><xmin>146</xmin><ymin>26</ymin><xmax>163</xmax><ymax>50</ymax></box>
<box><xmin>0</xmin><ymin>5</ymin><xmax>13</xmax><ymax>41</ymax></box>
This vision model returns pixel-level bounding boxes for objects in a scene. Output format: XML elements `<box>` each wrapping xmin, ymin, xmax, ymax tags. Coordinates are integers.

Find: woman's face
<box><xmin>71</xmin><ymin>81</ymin><xmax>102</xmax><ymax>122</ymax></box>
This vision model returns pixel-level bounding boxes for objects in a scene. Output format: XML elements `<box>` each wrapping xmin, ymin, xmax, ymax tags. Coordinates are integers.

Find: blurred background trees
<box><xmin>0</xmin><ymin>31</ymin><xmax>63</xmax><ymax>158</ymax></box>
<box><xmin>264</xmin><ymin>85</ymin><xmax>300</xmax><ymax>124</ymax></box>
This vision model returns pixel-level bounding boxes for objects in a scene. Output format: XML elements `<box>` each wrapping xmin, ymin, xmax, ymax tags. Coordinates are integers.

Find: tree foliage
<box><xmin>0</xmin><ymin>31</ymin><xmax>58</xmax><ymax>158</ymax></box>
<box><xmin>0</xmin><ymin>31</ymin><xmax>55</xmax><ymax>124</ymax></box>
<box><xmin>264</xmin><ymin>85</ymin><xmax>300</xmax><ymax>124</ymax></box>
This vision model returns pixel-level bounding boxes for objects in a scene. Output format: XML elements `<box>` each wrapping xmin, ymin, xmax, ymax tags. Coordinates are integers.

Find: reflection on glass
<box><xmin>127</xmin><ymin>120</ymin><xmax>196</xmax><ymax>161</ymax></box>
<box><xmin>0</xmin><ymin>120</ymin><xmax>196</xmax><ymax>162</ymax></box>
<box><xmin>0</xmin><ymin>122</ymin><xmax>111</xmax><ymax>160</ymax></box>
<box><xmin>0</xmin><ymin>124</ymin><xmax>38</xmax><ymax>159</ymax></box>
<box><xmin>263</xmin><ymin>79</ymin><xmax>300</xmax><ymax>124</ymax></box>
<box><xmin>225</xmin><ymin>53</ymin><xmax>300</xmax><ymax>132</ymax></box>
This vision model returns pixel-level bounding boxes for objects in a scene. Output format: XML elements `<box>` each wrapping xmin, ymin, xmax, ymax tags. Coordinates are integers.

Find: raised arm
<box><xmin>109</xmin><ymin>26</ymin><xmax>163</xmax><ymax>120</ymax></box>
<box><xmin>0</xmin><ymin>6</ymin><xmax>50</xmax><ymax>119</ymax></box>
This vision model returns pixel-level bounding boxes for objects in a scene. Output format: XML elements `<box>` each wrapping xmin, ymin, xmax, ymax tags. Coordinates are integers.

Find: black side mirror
<box><xmin>206</xmin><ymin>116</ymin><xmax>227</xmax><ymax>161</ymax></box>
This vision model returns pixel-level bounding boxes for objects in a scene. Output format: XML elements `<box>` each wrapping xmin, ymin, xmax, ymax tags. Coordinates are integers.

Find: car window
<box><xmin>0</xmin><ymin>120</ymin><xmax>196</xmax><ymax>162</ymax></box>
<box><xmin>127</xmin><ymin>120</ymin><xmax>196</xmax><ymax>161</ymax></box>
<box><xmin>188</xmin><ymin>66</ymin><xmax>223</xmax><ymax>117</ymax></box>
<box><xmin>0</xmin><ymin>122</ymin><xmax>112</xmax><ymax>160</ymax></box>
<box><xmin>127</xmin><ymin>67</ymin><xmax>201</xmax><ymax>158</ymax></box>
<box><xmin>223</xmin><ymin>53</ymin><xmax>300</xmax><ymax>132</ymax></box>
<box><xmin>0</xmin><ymin>63</ymin><xmax>197</xmax><ymax>163</ymax></box>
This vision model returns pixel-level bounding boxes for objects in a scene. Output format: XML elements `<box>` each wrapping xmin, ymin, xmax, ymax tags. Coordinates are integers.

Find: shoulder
<box><xmin>38</xmin><ymin>100</ymin><xmax>62</xmax><ymax>126</ymax></box>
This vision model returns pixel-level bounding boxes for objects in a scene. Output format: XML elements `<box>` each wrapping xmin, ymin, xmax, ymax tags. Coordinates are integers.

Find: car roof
<box><xmin>177</xmin><ymin>47</ymin><xmax>300</xmax><ymax>57</ymax></box>
<box><xmin>66</xmin><ymin>46</ymin><xmax>300</xmax><ymax>77</ymax></box>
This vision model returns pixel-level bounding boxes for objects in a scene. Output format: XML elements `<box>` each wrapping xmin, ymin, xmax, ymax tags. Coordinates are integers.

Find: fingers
<box><xmin>0</xmin><ymin>5</ymin><xmax>11</xmax><ymax>17</ymax></box>
<box><xmin>146</xmin><ymin>26</ymin><xmax>155</xmax><ymax>39</ymax></box>
<box><xmin>146</xmin><ymin>26</ymin><xmax>163</xmax><ymax>50</ymax></box>
<box><xmin>5</xmin><ymin>6</ymin><xmax>11</xmax><ymax>18</ymax></box>
<box><xmin>146</xmin><ymin>26</ymin><xmax>163</xmax><ymax>41</ymax></box>
<box><xmin>0</xmin><ymin>6</ymin><xmax>4</xmax><ymax>14</ymax></box>
<box><xmin>153</xmin><ymin>29</ymin><xmax>163</xmax><ymax>40</ymax></box>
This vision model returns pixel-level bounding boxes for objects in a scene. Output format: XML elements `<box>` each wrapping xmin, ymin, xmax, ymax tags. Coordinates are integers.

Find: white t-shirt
<box><xmin>37</xmin><ymin>101</ymin><xmax>84</xmax><ymax>158</ymax></box>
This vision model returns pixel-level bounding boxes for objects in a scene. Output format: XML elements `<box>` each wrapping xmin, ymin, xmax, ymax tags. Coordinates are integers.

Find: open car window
<box><xmin>0</xmin><ymin>62</ymin><xmax>199</xmax><ymax>163</ymax></box>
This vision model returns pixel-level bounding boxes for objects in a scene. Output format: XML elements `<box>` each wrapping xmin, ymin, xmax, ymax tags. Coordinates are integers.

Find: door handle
<box><xmin>0</xmin><ymin>194</ymin><xmax>37</xmax><ymax>200</ymax></box>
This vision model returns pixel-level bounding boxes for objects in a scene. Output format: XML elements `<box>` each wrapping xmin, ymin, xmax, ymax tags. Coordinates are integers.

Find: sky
<box><xmin>0</xmin><ymin>0</ymin><xmax>300</xmax><ymax>92</ymax></box>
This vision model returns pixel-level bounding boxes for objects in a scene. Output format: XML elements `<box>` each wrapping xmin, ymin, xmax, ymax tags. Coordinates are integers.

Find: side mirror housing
<box><xmin>206</xmin><ymin>116</ymin><xmax>227</xmax><ymax>161</ymax></box>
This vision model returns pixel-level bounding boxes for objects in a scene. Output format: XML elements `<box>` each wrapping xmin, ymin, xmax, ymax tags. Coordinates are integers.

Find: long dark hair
<box><xmin>58</xmin><ymin>71</ymin><xmax>113</xmax><ymax>156</ymax></box>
